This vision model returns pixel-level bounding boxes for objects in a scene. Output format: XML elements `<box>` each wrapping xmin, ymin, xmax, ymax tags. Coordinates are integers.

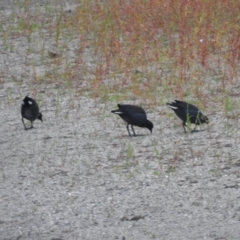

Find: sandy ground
<box><xmin>1</xmin><ymin>1</ymin><xmax>240</xmax><ymax>240</ymax></box>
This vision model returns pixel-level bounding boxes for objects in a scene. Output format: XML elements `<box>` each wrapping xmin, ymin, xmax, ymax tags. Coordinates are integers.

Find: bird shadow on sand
<box><xmin>120</xmin><ymin>133</ymin><xmax>150</xmax><ymax>138</ymax></box>
<box><xmin>190</xmin><ymin>129</ymin><xmax>206</xmax><ymax>133</ymax></box>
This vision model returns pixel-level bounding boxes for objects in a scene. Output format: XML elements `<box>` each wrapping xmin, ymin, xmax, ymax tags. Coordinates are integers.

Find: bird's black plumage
<box><xmin>21</xmin><ymin>96</ymin><xmax>43</xmax><ymax>130</ymax></box>
<box><xmin>111</xmin><ymin>104</ymin><xmax>153</xmax><ymax>136</ymax></box>
<box><xmin>167</xmin><ymin>100</ymin><xmax>209</xmax><ymax>133</ymax></box>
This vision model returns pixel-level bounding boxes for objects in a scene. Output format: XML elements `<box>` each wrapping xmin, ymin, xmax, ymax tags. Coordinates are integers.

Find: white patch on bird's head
<box><xmin>28</xmin><ymin>100</ymin><xmax>33</xmax><ymax>105</ymax></box>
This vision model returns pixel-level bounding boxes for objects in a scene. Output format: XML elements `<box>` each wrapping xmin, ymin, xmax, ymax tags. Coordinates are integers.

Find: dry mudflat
<box><xmin>1</xmin><ymin>1</ymin><xmax>240</xmax><ymax>240</ymax></box>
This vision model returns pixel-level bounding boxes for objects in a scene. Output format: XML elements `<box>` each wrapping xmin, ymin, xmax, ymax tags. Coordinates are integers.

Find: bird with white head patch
<box><xmin>21</xmin><ymin>96</ymin><xmax>43</xmax><ymax>130</ymax></box>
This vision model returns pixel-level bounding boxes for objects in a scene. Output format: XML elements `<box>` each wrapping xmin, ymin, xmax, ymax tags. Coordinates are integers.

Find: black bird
<box><xmin>111</xmin><ymin>104</ymin><xmax>153</xmax><ymax>136</ymax></box>
<box><xmin>21</xmin><ymin>96</ymin><xmax>43</xmax><ymax>130</ymax></box>
<box><xmin>167</xmin><ymin>100</ymin><xmax>209</xmax><ymax>133</ymax></box>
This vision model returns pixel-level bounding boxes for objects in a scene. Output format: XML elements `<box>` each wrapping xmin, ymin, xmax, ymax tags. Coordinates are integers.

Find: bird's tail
<box><xmin>111</xmin><ymin>109</ymin><xmax>123</xmax><ymax>115</ymax></box>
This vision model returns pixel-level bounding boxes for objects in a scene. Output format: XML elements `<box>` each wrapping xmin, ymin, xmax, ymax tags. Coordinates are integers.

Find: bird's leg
<box><xmin>30</xmin><ymin>121</ymin><xmax>34</xmax><ymax>129</ymax></box>
<box><xmin>192</xmin><ymin>119</ymin><xmax>198</xmax><ymax>132</ymax></box>
<box><xmin>131</xmin><ymin>125</ymin><xmax>136</xmax><ymax>136</ymax></box>
<box><xmin>185</xmin><ymin>121</ymin><xmax>193</xmax><ymax>133</ymax></box>
<box><xmin>22</xmin><ymin>118</ymin><xmax>28</xmax><ymax>130</ymax></box>
<box><xmin>126</xmin><ymin>124</ymin><xmax>131</xmax><ymax>136</ymax></box>
<box><xmin>182</xmin><ymin>122</ymin><xmax>187</xmax><ymax>133</ymax></box>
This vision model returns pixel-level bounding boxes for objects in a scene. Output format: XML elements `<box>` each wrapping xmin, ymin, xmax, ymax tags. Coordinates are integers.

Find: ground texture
<box><xmin>1</xmin><ymin>1</ymin><xmax>240</xmax><ymax>240</ymax></box>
